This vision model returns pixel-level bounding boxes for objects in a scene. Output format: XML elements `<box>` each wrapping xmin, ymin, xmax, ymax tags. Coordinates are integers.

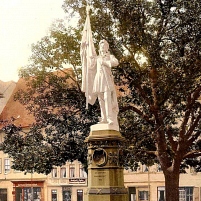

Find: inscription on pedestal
<box><xmin>93</xmin><ymin>171</ymin><xmax>107</xmax><ymax>183</ymax></box>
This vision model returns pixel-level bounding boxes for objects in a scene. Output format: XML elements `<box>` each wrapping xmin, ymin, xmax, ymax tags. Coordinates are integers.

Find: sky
<box><xmin>0</xmin><ymin>0</ymin><xmax>67</xmax><ymax>82</ymax></box>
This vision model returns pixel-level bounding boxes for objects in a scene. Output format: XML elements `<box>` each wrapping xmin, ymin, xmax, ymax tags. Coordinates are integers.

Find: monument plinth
<box><xmin>85</xmin><ymin>124</ymin><xmax>128</xmax><ymax>201</ymax></box>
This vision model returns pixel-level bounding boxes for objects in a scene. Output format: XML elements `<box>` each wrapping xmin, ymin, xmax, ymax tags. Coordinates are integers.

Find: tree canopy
<box><xmin>1</xmin><ymin>21</ymin><xmax>99</xmax><ymax>174</ymax></box>
<box><xmin>1</xmin><ymin>1</ymin><xmax>201</xmax><ymax>200</ymax></box>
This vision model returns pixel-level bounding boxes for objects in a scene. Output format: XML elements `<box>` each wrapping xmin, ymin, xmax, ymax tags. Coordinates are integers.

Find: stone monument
<box><xmin>80</xmin><ymin>5</ymin><xmax>128</xmax><ymax>201</ymax></box>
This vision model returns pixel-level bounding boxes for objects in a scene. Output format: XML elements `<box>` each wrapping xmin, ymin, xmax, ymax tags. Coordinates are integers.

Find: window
<box><xmin>0</xmin><ymin>189</ymin><xmax>7</xmax><ymax>201</ymax></box>
<box><xmin>15</xmin><ymin>188</ymin><xmax>22</xmax><ymax>201</ymax></box>
<box><xmin>158</xmin><ymin>187</ymin><xmax>193</xmax><ymax>201</ymax></box>
<box><xmin>4</xmin><ymin>159</ymin><xmax>10</xmax><ymax>174</ymax></box>
<box><xmin>24</xmin><ymin>187</ymin><xmax>33</xmax><ymax>201</ymax></box>
<box><xmin>179</xmin><ymin>187</ymin><xmax>193</xmax><ymax>201</ymax></box>
<box><xmin>52</xmin><ymin>190</ymin><xmax>57</xmax><ymax>201</ymax></box>
<box><xmin>158</xmin><ymin>187</ymin><xmax>165</xmax><ymax>201</ymax></box>
<box><xmin>33</xmin><ymin>187</ymin><xmax>41</xmax><ymax>200</ymax></box>
<box><xmin>52</xmin><ymin>168</ymin><xmax>57</xmax><ymax>178</ymax></box>
<box><xmin>158</xmin><ymin>191</ymin><xmax>165</xmax><ymax>201</ymax></box>
<box><xmin>69</xmin><ymin>165</ymin><xmax>75</xmax><ymax>178</ymax></box>
<box><xmin>129</xmin><ymin>187</ymin><xmax>136</xmax><ymax>201</ymax></box>
<box><xmin>139</xmin><ymin>191</ymin><xmax>148</xmax><ymax>201</ymax></box>
<box><xmin>15</xmin><ymin>187</ymin><xmax>41</xmax><ymax>201</ymax></box>
<box><xmin>61</xmin><ymin>167</ymin><xmax>67</xmax><ymax>178</ymax></box>
<box><xmin>62</xmin><ymin>187</ymin><xmax>72</xmax><ymax>201</ymax></box>
<box><xmin>131</xmin><ymin>193</ymin><xmax>136</xmax><ymax>201</ymax></box>
<box><xmin>63</xmin><ymin>190</ymin><xmax>71</xmax><ymax>201</ymax></box>
<box><xmin>179</xmin><ymin>189</ymin><xmax>186</xmax><ymax>201</ymax></box>
<box><xmin>79</xmin><ymin>165</ymin><xmax>86</xmax><ymax>178</ymax></box>
<box><xmin>77</xmin><ymin>189</ymin><xmax>83</xmax><ymax>201</ymax></box>
<box><xmin>186</xmin><ymin>187</ymin><xmax>193</xmax><ymax>201</ymax></box>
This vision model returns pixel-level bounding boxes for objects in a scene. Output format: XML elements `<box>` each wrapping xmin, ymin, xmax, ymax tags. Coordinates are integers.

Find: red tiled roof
<box><xmin>0</xmin><ymin>78</ymin><xmax>35</xmax><ymax>129</ymax></box>
<box><xmin>0</xmin><ymin>68</ymin><xmax>75</xmax><ymax>129</ymax></box>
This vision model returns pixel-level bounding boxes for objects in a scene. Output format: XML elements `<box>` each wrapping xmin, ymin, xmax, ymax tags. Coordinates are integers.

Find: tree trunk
<box><xmin>164</xmin><ymin>169</ymin><xmax>180</xmax><ymax>201</ymax></box>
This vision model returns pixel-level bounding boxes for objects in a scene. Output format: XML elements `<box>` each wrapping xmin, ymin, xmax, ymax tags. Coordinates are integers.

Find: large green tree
<box><xmin>1</xmin><ymin>21</ymin><xmax>99</xmax><ymax>174</ymax></box>
<box><xmin>1</xmin><ymin>1</ymin><xmax>201</xmax><ymax>201</ymax></box>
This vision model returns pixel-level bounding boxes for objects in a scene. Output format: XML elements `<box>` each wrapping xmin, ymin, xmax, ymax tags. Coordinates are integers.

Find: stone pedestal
<box><xmin>85</xmin><ymin>124</ymin><xmax>128</xmax><ymax>201</ymax></box>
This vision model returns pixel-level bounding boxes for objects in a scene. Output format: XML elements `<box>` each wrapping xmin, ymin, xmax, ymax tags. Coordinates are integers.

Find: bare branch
<box><xmin>166</xmin><ymin>127</ymin><xmax>178</xmax><ymax>153</ymax></box>
<box><xmin>183</xmin><ymin>150</ymin><xmax>201</xmax><ymax>159</ymax></box>
<box><xmin>186</xmin><ymin>114</ymin><xmax>201</xmax><ymax>141</ymax></box>
<box><xmin>146</xmin><ymin>150</ymin><xmax>158</xmax><ymax>156</ymax></box>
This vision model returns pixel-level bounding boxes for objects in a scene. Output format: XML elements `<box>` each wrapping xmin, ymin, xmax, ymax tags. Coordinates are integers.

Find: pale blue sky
<box><xmin>0</xmin><ymin>0</ymin><xmax>66</xmax><ymax>82</ymax></box>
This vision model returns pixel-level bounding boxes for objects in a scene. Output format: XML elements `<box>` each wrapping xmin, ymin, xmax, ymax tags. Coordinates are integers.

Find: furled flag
<box><xmin>80</xmin><ymin>6</ymin><xmax>97</xmax><ymax>109</ymax></box>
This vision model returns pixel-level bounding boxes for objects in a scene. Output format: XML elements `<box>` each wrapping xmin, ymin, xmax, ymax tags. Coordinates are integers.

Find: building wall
<box><xmin>46</xmin><ymin>160</ymin><xmax>87</xmax><ymax>201</ymax></box>
<box><xmin>0</xmin><ymin>148</ymin><xmax>88</xmax><ymax>201</ymax></box>
<box><xmin>124</xmin><ymin>164</ymin><xmax>201</xmax><ymax>201</ymax></box>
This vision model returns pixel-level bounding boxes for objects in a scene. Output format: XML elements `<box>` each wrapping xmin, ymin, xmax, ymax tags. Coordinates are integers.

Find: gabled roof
<box><xmin>0</xmin><ymin>78</ymin><xmax>35</xmax><ymax>129</ymax></box>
